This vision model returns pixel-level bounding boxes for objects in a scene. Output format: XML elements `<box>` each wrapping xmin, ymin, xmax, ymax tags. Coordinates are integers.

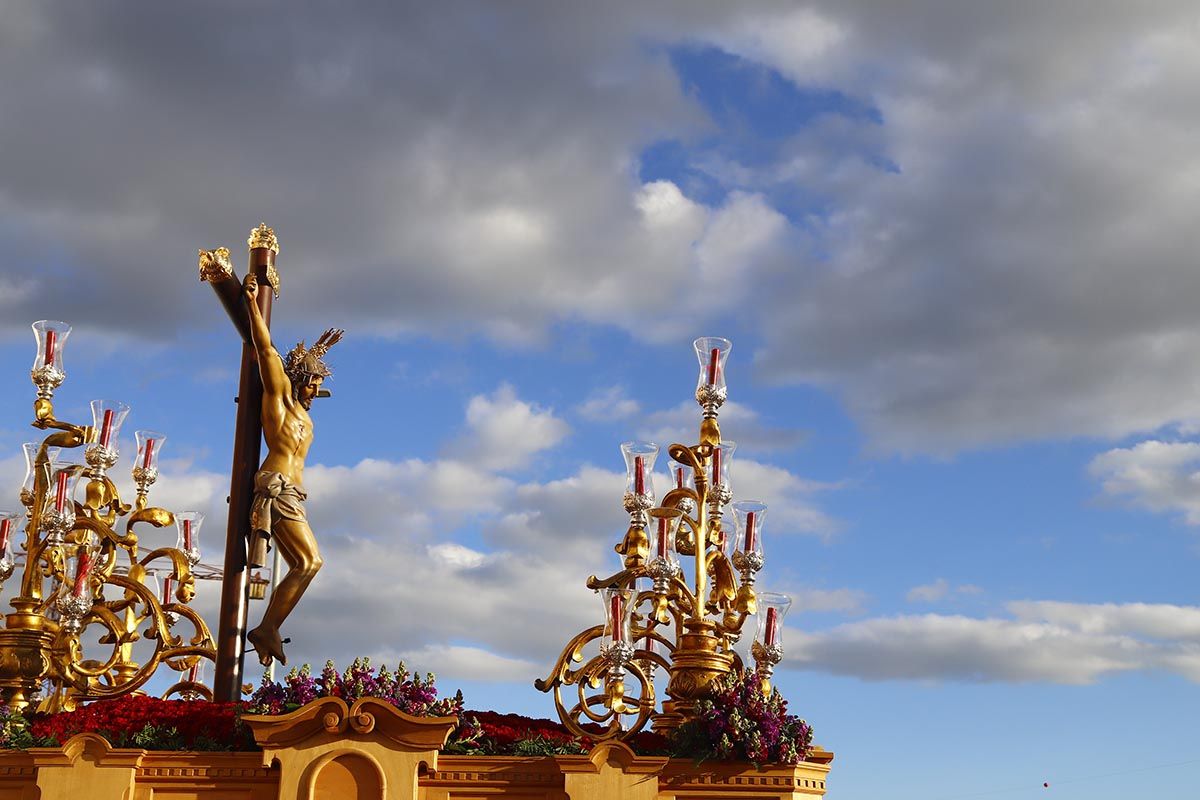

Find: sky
<box><xmin>1</xmin><ymin>1</ymin><xmax>1200</xmax><ymax>797</ymax></box>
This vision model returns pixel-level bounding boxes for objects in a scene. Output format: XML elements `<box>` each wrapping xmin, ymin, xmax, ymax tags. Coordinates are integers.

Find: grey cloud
<box><xmin>788</xmin><ymin>614</ymin><xmax>1147</xmax><ymax>684</ymax></box>
<box><xmin>707</xmin><ymin>3</ymin><xmax>1200</xmax><ymax>452</ymax></box>
<box><xmin>787</xmin><ymin>600</ymin><xmax>1200</xmax><ymax>684</ymax></box>
<box><xmin>9</xmin><ymin>1</ymin><xmax>1191</xmax><ymax>453</ymax></box>
<box><xmin>0</xmin><ymin>2</ymin><xmax>731</xmax><ymax>345</ymax></box>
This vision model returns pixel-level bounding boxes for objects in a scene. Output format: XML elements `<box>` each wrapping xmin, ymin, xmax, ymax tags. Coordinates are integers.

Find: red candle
<box><xmin>610</xmin><ymin>594</ymin><xmax>624</xmax><ymax>644</ymax></box>
<box><xmin>633</xmin><ymin>456</ymin><xmax>645</xmax><ymax>495</ymax></box>
<box><xmin>187</xmin><ymin>663</ymin><xmax>200</xmax><ymax>683</ymax></box>
<box><xmin>764</xmin><ymin>607</ymin><xmax>779</xmax><ymax>647</ymax></box>
<box><xmin>657</xmin><ymin>516</ymin><xmax>670</xmax><ymax>557</ymax></box>
<box><xmin>54</xmin><ymin>470</ymin><xmax>69</xmax><ymax>512</ymax></box>
<box><xmin>142</xmin><ymin>438</ymin><xmax>156</xmax><ymax>469</ymax></box>
<box><xmin>644</xmin><ymin>635</ymin><xmax>654</xmax><ymax>654</ymax></box>
<box><xmin>44</xmin><ymin>330</ymin><xmax>56</xmax><ymax>368</ymax></box>
<box><xmin>676</xmin><ymin>467</ymin><xmax>685</xmax><ymax>489</ymax></box>
<box><xmin>0</xmin><ymin>519</ymin><xmax>11</xmax><ymax>552</ymax></box>
<box><xmin>182</xmin><ymin>519</ymin><xmax>193</xmax><ymax>551</ymax></box>
<box><xmin>712</xmin><ymin>447</ymin><xmax>723</xmax><ymax>486</ymax></box>
<box><xmin>744</xmin><ymin>511</ymin><xmax>757</xmax><ymax>553</ymax></box>
<box><xmin>72</xmin><ymin>550</ymin><xmax>92</xmax><ymax>596</ymax></box>
<box><xmin>99</xmin><ymin>409</ymin><xmax>114</xmax><ymax>448</ymax></box>
<box><xmin>162</xmin><ymin>575</ymin><xmax>174</xmax><ymax>605</ymax></box>
<box><xmin>706</xmin><ymin>347</ymin><xmax>720</xmax><ymax>385</ymax></box>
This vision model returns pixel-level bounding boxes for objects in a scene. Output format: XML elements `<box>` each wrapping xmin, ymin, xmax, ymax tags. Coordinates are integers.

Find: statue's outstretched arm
<box><xmin>243</xmin><ymin>273</ymin><xmax>289</xmax><ymax>398</ymax></box>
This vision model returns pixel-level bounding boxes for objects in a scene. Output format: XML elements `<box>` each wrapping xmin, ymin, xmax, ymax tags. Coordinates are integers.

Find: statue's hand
<box><xmin>243</xmin><ymin>272</ymin><xmax>259</xmax><ymax>301</ymax></box>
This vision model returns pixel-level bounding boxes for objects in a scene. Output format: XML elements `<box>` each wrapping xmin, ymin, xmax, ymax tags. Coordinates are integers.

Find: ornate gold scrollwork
<box><xmin>0</xmin><ymin>403</ymin><xmax>216</xmax><ymax>711</ymax></box>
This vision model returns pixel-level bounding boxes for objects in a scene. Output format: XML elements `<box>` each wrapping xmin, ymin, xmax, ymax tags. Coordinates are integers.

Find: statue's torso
<box><xmin>260</xmin><ymin>397</ymin><xmax>313</xmax><ymax>485</ymax></box>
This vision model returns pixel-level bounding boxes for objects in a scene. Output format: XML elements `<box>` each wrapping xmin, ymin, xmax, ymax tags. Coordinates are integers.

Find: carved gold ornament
<box><xmin>197</xmin><ymin>247</ymin><xmax>234</xmax><ymax>283</ymax></box>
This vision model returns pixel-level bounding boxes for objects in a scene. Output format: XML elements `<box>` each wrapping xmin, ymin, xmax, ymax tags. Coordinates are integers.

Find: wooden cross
<box><xmin>198</xmin><ymin>224</ymin><xmax>280</xmax><ymax>702</ymax></box>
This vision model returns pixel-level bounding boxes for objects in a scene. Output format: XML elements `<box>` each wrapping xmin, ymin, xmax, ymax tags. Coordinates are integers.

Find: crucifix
<box><xmin>198</xmin><ymin>224</ymin><xmax>342</xmax><ymax>701</ymax></box>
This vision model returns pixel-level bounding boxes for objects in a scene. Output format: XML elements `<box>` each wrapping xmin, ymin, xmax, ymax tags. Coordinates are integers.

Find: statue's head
<box><xmin>284</xmin><ymin>329</ymin><xmax>343</xmax><ymax>409</ymax></box>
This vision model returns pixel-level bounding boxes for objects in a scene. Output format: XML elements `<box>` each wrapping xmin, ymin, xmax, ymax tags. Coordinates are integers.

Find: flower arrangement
<box><xmin>0</xmin><ymin>659</ymin><xmax>814</xmax><ymax>765</ymax></box>
<box><xmin>21</xmin><ymin>696</ymin><xmax>250</xmax><ymax>751</ymax></box>
<box><xmin>246</xmin><ymin>657</ymin><xmax>464</xmax><ymax>719</ymax></box>
<box><xmin>447</xmin><ymin>710</ymin><xmax>588</xmax><ymax>756</ymax></box>
<box><xmin>668</xmin><ymin>669</ymin><xmax>813</xmax><ymax>766</ymax></box>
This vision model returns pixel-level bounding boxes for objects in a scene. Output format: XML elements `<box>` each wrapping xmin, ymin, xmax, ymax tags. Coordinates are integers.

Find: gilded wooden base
<box><xmin>657</xmin><ymin>621</ymin><xmax>734</xmax><ymax>733</ymax></box>
<box><xmin>0</xmin><ymin>695</ymin><xmax>834</xmax><ymax>800</ymax></box>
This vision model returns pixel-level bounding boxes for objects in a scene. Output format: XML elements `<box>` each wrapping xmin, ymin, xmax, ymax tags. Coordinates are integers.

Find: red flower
<box><xmin>28</xmin><ymin>697</ymin><xmax>254</xmax><ymax>751</ymax></box>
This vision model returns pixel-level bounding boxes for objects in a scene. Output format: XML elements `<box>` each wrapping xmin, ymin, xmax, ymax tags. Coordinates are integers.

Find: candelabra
<box><xmin>536</xmin><ymin>337</ymin><xmax>793</xmax><ymax>740</ymax></box>
<box><xmin>0</xmin><ymin>321</ymin><xmax>216</xmax><ymax>711</ymax></box>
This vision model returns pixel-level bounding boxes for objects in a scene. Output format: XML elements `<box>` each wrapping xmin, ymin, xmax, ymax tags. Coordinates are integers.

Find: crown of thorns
<box><xmin>284</xmin><ymin>328</ymin><xmax>344</xmax><ymax>382</ymax></box>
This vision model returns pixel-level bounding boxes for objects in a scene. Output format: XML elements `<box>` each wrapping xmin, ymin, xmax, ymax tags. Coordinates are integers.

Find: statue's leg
<box><xmin>248</xmin><ymin>516</ymin><xmax>322</xmax><ymax>666</ymax></box>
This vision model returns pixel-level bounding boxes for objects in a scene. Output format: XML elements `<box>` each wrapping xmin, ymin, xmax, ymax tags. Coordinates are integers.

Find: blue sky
<box><xmin>3</xmin><ymin>3</ymin><xmax>1200</xmax><ymax>797</ymax></box>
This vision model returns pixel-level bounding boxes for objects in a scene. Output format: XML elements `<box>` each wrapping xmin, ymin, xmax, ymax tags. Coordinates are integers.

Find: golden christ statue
<box><xmin>242</xmin><ymin>272</ymin><xmax>343</xmax><ymax>667</ymax></box>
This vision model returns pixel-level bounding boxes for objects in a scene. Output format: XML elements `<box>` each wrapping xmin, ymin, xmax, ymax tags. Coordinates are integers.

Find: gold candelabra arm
<box><xmin>72</xmin><ymin>515</ymin><xmax>132</xmax><ymax>551</ymax></box>
<box><xmin>535</xmin><ymin>622</ymin><xmax>657</xmax><ymax>741</ymax></box>
<box><xmin>19</xmin><ymin>536</ymin><xmax>66</xmax><ymax>605</ymax></box>
<box><xmin>667</xmin><ymin>442</ymin><xmax>705</xmax><ymax>471</ymax></box>
<box><xmin>535</xmin><ymin>624</ymin><xmax>606</xmax><ymax>693</ymax></box>
<box><xmin>585</xmin><ymin>567</ymin><xmax>639</xmax><ymax>591</ymax></box>
<box><xmin>31</xmin><ymin>414</ymin><xmax>88</xmax><ymax>441</ymax></box>
<box><xmin>660</xmin><ymin>486</ymin><xmax>699</xmax><ymax>512</ymax></box>
<box><xmin>18</xmin><ymin>436</ymin><xmax>85</xmax><ymax>601</ymax></box>
<box><xmin>124</xmin><ymin>506</ymin><xmax>174</xmax><ymax>540</ymax></box>
<box><xmin>138</xmin><ymin>545</ymin><xmax>198</xmax><ymax>609</ymax></box>
<box><xmin>50</xmin><ymin>569</ymin><xmax>214</xmax><ymax>707</ymax></box>
<box><xmin>636</xmin><ymin>625</ymin><xmax>677</xmax><ymax>662</ymax></box>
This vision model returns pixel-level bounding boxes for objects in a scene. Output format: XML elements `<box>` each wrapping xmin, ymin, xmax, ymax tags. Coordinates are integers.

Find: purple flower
<box><xmin>670</xmin><ymin>668</ymin><xmax>813</xmax><ymax>766</ymax></box>
<box><xmin>246</xmin><ymin>658</ymin><xmax>467</xmax><ymax>731</ymax></box>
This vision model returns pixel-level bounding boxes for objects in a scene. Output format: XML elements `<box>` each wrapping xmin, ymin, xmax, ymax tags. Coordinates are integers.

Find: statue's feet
<box><xmin>247</xmin><ymin>625</ymin><xmax>287</xmax><ymax>667</ymax></box>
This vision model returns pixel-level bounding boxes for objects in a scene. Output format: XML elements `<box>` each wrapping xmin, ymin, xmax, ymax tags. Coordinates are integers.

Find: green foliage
<box><xmin>0</xmin><ymin>706</ymin><xmax>34</xmax><ymax>750</ymax></box>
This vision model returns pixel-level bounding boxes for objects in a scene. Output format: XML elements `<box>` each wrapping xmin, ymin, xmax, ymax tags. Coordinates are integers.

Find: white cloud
<box><xmin>1088</xmin><ymin>440</ymin><xmax>1200</xmax><ymax>524</ymax></box>
<box><xmin>789</xmin><ymin>614</ymin><xmax>1146</xmax><ymax>684</ymax></box>
<box><xmin>491</xmin><ymin>465</ymin><xmax>631</xmax><ymax>568</ymax></box>
<box><xmin>730</xmin><ymin>459</ymin><xmax>839</xmax><ymax>540</ymax></box>
<box><xmin>449</xmin><ymin>384</ymin><xmax>569</xmax><ymax>472</ymax></box>
<box><xmin>787</xmin><ymin>586</ymin><xmax>869</xmax><ymax>615</ymax></box>
<box><xmin>304</xmin><ymin>457</ymin><xmax>511</xmax><ymax>540</ymax></box>
<box><xmin>636</xmin><ymin>400</ymin><xmax>807</xmax><ymax>453</ymax></box>
<box><xmin>576</xmin><ymin>386</ymin><xmax>640</xmax><ymax>422</ymax></box>
<box><xmin>388</xmin><ymin>644</ymin><xmax>540</xmax><ymax>684</ymax></box>
<box><xmin>1009</xmin><ymin>601</ymin><xmax>1200</xmax><ymax>641</ymax></box>
<box><xmin>906</xmin><ymin>579</ymin><xmax>983</xmax><ymax>604</ymax></box>
<box><xmin>427</xmin><ymin>543</ymin><xmax>488</xmax><ymax>570</ymax></box>
<box><xmin>635</xmin><ymin>180</ymin><xmax>705</xmax><ymax>234</ymax></box>
<box><xmin>695</xmin><ymin>192</ymin><xmax>787</xmax><ymax>286</ymax></box>
<box><xmin>906</xmin><ymin>579</ymin><xmax>950</xmax><ymax>603</ymax></box>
